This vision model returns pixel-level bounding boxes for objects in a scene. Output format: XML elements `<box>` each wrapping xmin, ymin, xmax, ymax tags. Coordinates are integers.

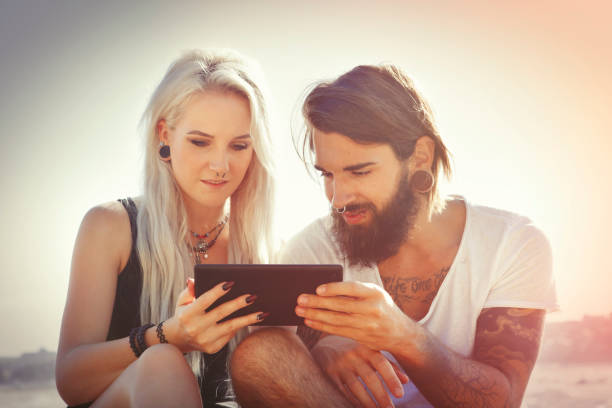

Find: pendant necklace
<box><xmin>188</xmin><ymin>216</ymin><xmax>228</xmax><ymax>264</ymax></box>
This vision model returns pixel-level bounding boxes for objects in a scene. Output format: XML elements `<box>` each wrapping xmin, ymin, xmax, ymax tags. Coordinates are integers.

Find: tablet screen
<box><xmin>194</xmin><ymin>264</ymin><xmax>342</xmax><ymax>325</ymax></box>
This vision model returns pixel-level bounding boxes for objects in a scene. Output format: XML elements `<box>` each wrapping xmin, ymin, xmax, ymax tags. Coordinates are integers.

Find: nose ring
<box><xmin>335</xmin><ymin>206</ymin><xmax>346</xmax><ymax>214</ymax></box>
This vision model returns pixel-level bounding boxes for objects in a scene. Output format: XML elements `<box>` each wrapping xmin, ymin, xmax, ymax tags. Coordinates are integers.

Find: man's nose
<box><xmin>329</xmin><ymin>180</ymin><xmax>355</xmax><ymax>210</ymax></box>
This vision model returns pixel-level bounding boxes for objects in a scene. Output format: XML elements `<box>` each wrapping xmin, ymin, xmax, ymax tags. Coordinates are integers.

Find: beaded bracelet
<box><xmin>128</xmin><ymin>327</ymin><xmax>140</xmax><ymax>358</ymax></box>
<box><xmin>136</xmin><ymin>323</ymin><xmax>155</xmax><ymax>357</ymax></box>
<box><xmin>156</xmin><ymin>321</ymin><xmax>168</xmax><ymax>344</ymax></box>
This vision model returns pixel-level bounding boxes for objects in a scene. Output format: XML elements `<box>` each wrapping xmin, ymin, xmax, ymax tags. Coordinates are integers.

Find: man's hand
<box><xmin>295</xmin><ymin>281</ymin><xmax>415</xmax><ymax>354</ymax></box>
<box><xmin>312</xmin><ymin>336</ymin><xmax>409</xmax><ymax>408</ymax></box>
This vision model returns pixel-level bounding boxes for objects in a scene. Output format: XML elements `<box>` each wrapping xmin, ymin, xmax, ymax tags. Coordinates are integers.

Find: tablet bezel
<box><xmin>194</xmin><ymin>264</ymin><xmax>343</xmax><ymax>326</ymax></box>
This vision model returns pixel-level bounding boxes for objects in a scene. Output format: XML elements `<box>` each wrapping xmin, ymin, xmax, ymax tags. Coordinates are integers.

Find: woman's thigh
<box><xmin>92</xmin><ymin>344</ymin><xmax>201</xmax><ymax>408</ymax></box>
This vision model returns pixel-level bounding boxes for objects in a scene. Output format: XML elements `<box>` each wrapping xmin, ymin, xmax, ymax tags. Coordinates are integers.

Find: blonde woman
<box><xmin>56</xmin><ymin>50</ymin><xmax>276</xmax><ymax>408</ymax></box>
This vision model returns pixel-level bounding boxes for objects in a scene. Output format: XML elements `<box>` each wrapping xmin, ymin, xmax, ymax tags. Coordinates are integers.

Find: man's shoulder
<box><xmin>467</xmin><ymin>201</ymin><xmax>540</xmax><ymax>235</ymax></box>
<box><xmin>465</xmin><ymin>200</ymin><xmax>550</xmax><ymax>254</ymax></box>
<box><xmin>468</xmin><ymin>201</ymin><xmax>529</xmax><ymax>224</ymax></box>
<box><xmin>279</xmin><ymin>216</ymin><xmax>341</xmax><ymax>264</ymax></box>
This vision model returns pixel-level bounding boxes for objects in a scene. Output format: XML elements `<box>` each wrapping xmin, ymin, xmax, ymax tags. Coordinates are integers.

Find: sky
<box><xmin>0</xmin><ymin>0</ymin><xmax>610</xmax><ymax>357</ymax></box>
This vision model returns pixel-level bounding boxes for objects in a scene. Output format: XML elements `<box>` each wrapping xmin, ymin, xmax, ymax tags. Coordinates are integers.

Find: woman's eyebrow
<box><xmin>186</xmin><ymin>130</ymin><xmax>213</xmax><ymax>137</ymax></box>
<box><xmin>186</xmin><ymin>130</ymin><xmax>251</xmax><ymax>140</ymax></box>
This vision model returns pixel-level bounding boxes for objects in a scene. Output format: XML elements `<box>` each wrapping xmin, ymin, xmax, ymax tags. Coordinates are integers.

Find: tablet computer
<box><xmin>194</xmin><ymin>264</ymin><xmax>343</xmax><ymax>326</ymax></box>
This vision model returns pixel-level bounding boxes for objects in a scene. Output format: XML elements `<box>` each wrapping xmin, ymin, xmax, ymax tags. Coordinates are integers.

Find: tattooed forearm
<box><xmin>437</xmin><ymin>346</ymin><xmax>511</xmax><ymax>408</ymax></box>
<box><xmin>397</xmin><ymin>331</ymin><xmax>512</xmax><ymax>408</ymax></box>
<box><xmin>394</xmin><ymin>307</ymin><xmax>544</xmax><ymax>408</ymax></box>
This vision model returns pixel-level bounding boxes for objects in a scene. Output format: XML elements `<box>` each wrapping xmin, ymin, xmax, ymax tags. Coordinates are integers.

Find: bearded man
<box><xmin>229</xmin><ymin>64</ymin><xmax>558</xmax><ymax>408</ymax></box>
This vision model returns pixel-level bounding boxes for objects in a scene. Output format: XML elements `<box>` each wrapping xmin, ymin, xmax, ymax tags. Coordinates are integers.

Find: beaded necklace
<box><xmin>187</xmin><ymin>216</ymin><xmax>228</xmax><ymax>264</ymax></box>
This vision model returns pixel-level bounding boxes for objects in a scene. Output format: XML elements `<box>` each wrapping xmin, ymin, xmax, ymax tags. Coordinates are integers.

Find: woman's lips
<box><xmin>342</xmin><ymin>209</ymin><xmax>367</xmax><ymax>225</ymax></box>
<box><xmin>201</xmin><ymin>180</ymin><xmax>228</xmax><ymax>187</ymax></box>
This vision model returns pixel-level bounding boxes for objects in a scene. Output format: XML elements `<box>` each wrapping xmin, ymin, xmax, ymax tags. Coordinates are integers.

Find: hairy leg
<box><xmin>92</xmin><ymin>344</ymin><xmax>202</xmax><ymax>408</ymax></box>
<box><xmin>230</xmin><ymin>328</ymin><xmax>351</xmax><ymax>408</ymax></box>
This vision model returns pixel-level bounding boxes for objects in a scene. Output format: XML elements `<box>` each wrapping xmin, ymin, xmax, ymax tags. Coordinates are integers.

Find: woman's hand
<box><xmin>164</xmin><ymin>278</ymin><xmax>263</xmax><ymax>354</ymax></box>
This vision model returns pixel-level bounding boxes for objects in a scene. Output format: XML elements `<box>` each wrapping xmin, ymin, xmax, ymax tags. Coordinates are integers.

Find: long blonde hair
<box><xmin>136</xmin><ymin>49</ymin><xmax>276</xmax><ymax>376</ymax></box>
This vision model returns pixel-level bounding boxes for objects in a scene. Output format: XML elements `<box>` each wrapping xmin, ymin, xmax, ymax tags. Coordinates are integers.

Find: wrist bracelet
<box><xmin>128</xmin><ymin>327</ymin><xmax>140</xmax><ymax>358</ymax></box>
<box><xmin>156</xmin><ymin>321</ymin><xmax>168</xmax><ymax>344</ymax></box>
<box><xmin>136</xmin><ymin>323</ymin><xmax>155</xmax><ymax>357</ymax></box>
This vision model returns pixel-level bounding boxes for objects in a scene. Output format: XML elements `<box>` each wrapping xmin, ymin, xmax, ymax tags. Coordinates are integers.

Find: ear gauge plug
<box><xmin>159</xmin><ymin>143</ymin><xmax>170</xmax><ymax>159</ymax></box>
<box><xmin>410</xmin><ymin>169</ymin><xmax>434</xmax><ymax>193</ymax></box>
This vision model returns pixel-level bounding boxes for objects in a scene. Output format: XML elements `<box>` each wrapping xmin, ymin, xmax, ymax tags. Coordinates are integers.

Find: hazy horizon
<box><xmin>1</xmin><ymin>0</ymin><xmax>611</xmax><ymax>356</ymax></box>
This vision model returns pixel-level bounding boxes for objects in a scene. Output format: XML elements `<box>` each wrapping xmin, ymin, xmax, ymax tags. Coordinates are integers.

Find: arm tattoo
<box><xmin>438</xmin><ymin>351</ymin><xmax>507</xmax><ymax>408</ymax></box>
<box><xmin>436</xmin><ymin>308</ymin><xmax>544</xmax><ymax>407</ymax></box>
<box><xmin>472</xmin><ymin>308</ymin><xmax>544</xmax><ymax>397</ymax></box>
<box><xmin>398</xmin><ymin>307</ymin><xmax>544</xmax><ymax>408</ymax></box>
<box><xmin>297</xmin><ymin>324</ymin><xmax>325</xmax><ymax>350</ymax></box>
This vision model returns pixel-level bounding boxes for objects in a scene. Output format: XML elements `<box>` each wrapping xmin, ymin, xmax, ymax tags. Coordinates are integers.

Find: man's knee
<box><xmin>231</xmin><ymin>328</ymin><xmax>307</xmax><ymax>377</ymax></box>
<box><xmin>230</xmin><ymin>328</ymin><xmax>323</xmax><ymax>407</ymax></box>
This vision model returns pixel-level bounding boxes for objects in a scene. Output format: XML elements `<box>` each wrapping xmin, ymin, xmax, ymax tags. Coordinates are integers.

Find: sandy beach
<box><xmin>1</xmin><ymin>362</ymin><xmax>611</xmax><ymax>407</ymax></box>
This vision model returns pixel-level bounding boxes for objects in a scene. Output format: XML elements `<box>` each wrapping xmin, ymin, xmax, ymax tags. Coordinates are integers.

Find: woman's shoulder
<box><xmin>82</xmin><ymin>200</ymin><xmax>132</xmax><ymax>230</ymax></box>
<box><xmin>77</xmin><ymin>199</ymin><xmax>141</xmax><ymax>270</ymax></box>
<box><xmin>76</xmin><ymin>199</ymin><xmax>139</xmax><ymax>271</ymax></box>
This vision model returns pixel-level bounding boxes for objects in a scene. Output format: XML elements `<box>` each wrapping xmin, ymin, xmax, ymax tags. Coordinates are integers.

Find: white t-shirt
<box><xmin>280</xmin><ymin>197</ymin><xmax>558</xmax><ymax>407</ymax></box>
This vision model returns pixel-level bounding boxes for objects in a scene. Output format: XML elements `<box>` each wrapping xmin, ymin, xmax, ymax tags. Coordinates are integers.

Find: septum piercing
<box><xmin>335</xmin><ymin>206</ymin><xmax>346</xmax><ymax>214</ymax></box>
<box><xmin>330</xmin><ymin>191</ymin><xmax>346</xmax><ymax>214</ymax></box>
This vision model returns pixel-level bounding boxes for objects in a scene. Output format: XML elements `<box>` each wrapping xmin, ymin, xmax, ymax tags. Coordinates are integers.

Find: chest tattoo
<box><xmin>382</xmin><ymin>266</ymin><xmax>450</xmax><ymax>309</ymax></box>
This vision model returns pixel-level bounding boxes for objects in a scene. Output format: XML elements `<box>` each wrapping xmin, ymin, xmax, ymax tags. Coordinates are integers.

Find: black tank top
<box><xmin>68</xmin><ymin>198</ymin><xmax>236</xmax><ymax>408</ymax></box>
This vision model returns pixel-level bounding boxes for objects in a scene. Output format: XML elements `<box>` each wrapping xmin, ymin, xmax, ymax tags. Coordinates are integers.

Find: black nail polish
<box><xmin>257</xmin><ymin>312</ymin><xmax>270</xmax><ymax>321</ymax></box>
<box><xmin>246</xmin><ymin>294</ymin><xmax>257</xmax><ymax>304</ymax></box>
<box><xmin>222</xmin><ymin>281</ymin><xmax>235</xmax><ymax>291</ymax></box>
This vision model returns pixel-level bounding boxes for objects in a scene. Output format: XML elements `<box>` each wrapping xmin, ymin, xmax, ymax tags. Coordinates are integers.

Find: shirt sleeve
<box><xmin>484</xmin><ymin>220</ymin><xmax>559</xmax><ymax>312</ymax></box>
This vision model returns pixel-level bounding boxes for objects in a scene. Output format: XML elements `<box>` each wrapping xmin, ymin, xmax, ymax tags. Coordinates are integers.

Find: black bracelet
<box><xmin>156</xmin><ymin>321</ymin><xmax>168</xmax><ymax>344</ymax></box>
<box><xmin>128</xmin><ymin>327</ymin><xmax>140</xmax><ymax>358</ymax></box>
<box><xmin>136</xmin><ymin>323</ymin><xmax>155</xmax><ymax>357</ymax></box>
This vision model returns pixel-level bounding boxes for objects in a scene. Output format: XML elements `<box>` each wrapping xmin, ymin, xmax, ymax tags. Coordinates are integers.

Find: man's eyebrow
<box><xmin>313</xmin><ymin>162</ymin><xmax>376</xmax><ymax>172</ymax></box>
<box><xmin>186</xmin><ymin>130</ymin><xmax>251</xmax><ymax>140</ymax></box>
<box><xmin>343</xmin><ymin>162</ymin><xmax>376</xmax><ymax>172</ymax></box>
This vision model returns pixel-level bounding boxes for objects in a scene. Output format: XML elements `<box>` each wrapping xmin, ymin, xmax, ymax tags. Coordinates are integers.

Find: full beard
<box><xmin>331</xmin><ymin>172</ymin><xmax>419</xmax><ymax>267</ymax></box>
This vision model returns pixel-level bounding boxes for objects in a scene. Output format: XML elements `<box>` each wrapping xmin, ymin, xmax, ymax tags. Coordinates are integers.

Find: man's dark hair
<box><xmin>297</xmin><ymin>64</ymin><xmax>452</xmax><ymax>209</ymax></box>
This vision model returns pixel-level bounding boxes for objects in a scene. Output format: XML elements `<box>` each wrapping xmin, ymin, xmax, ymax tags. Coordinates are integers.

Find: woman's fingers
<box><xmin>190</xmin><ymin>281</ymin><xmax>234</xmax><ymax>312</ymax></box>
<box><xmin>196</xmin><ymin>311</ymin><xmax>263</xmax><ymax>354</ymax></box>
<box><xmin>206</xmin><ymin>293</ymin><xmax>258</xmax><ymax>324</ymax></box>
<box><xmin>216</xmin><ymin>311</ymin><xmax>265</xmax><ymax>334</ymax></box>
<box><xmin>176</xmin><ymin>278</ymin><xmax>196</xmax><ymax>307</ymax></box>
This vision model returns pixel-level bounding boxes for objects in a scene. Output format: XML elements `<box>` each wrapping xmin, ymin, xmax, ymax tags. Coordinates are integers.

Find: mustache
<box><xmin>342</xmin><ymin>202</ymin><xmax>376</xmax><ymax>213</ymax></box>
